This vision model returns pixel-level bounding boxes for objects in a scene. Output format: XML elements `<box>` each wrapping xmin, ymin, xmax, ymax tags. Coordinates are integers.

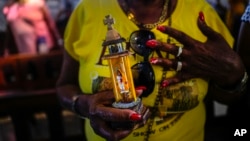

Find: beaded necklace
<box><xmin>123</xmin><ymin>1</ymin><xmax>180</xmax><ymax>140</ymax></box>
<box><xmin>143</xmin><ymin>16</ymin><xmax>172</xmax><ymax>141</ymax></box>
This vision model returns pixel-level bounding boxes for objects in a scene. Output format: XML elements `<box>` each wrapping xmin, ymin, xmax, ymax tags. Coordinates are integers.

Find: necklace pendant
<box><xmin>125</xmin><ymin>0</ymin><xmax>170</xmax><ymax>30</ymax></box>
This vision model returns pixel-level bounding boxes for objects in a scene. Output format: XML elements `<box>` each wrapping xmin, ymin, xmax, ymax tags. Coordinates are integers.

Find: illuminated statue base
<box><xmin>111</xmin><ymin>98</ymin><xmax>150</xmax><ymax>130</ymax></box>
<box><xmin>112</xmin><ymin>98</ymin><xmax>141</xmax><ymax>109</ymax></box>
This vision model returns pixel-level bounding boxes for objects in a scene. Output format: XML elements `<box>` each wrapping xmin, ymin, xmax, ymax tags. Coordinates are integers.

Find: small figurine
<box><xmin>102</xmin><ymin>15</ymin><xmax>150</xmax><ymax>129</ymax></box>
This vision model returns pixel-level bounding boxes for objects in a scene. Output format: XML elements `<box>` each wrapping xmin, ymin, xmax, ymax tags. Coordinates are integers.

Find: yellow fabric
<box><xmin>64</xmin><ymin>0</ymin><xmax>234</xmax><ymax>140</ymax></box>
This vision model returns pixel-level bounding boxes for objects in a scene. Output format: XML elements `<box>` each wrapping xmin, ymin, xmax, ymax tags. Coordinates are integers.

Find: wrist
<box><xmin>212</xmin><ymin>71</ymin><xmax>248</xmax><ymax>94</ymax></box>
<box><xmin>72</xmin><ymin>95</ymin><xmax>86</xmax><ymax>119</ymax></box>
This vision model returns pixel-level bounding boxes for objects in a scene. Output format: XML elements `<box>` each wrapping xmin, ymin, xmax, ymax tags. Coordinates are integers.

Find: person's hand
<box><xmin>76</xmin><ymin>87</ymin><xmax>146</xmax><ymax>141</ymax></box>
<box><xmin>145</xmin><ymin>12</ymin><xmax>245</xmax><ymax>87</ymax></box>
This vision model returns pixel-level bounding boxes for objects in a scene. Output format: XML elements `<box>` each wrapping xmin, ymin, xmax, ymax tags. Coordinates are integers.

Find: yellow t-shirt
<box><xmin>64</xmin><ymin>0</ymin><xmax>234</xmax><ymax>141</ymax></box>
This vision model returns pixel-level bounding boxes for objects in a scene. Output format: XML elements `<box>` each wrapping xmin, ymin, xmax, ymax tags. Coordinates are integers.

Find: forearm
<box><xmin>237</xmin><ymin>22</ymin><xmax>250</xmax><ymax>73</ymax></box>
<box><xmin>55</xmin><ymin>50</ymin><xmax>88</xmax><ymax>115</ymax></box>
<box><xmin>209</xmin><ymin>71</ymin><xmax>248</xmax><ymax>105</ymax></box>
<box><xmin>241</xmin><ymin>56</ymin><xmax>250</xmax><ymax>73</ymax></box>
<box><xmin>56</xmin><ymin>84</ymin><xmax>82</xmax><ymax>110</ymax></box>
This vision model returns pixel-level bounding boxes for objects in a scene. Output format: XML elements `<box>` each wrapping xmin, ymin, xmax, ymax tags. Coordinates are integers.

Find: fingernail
<box><xmin>161</xmin><ymin>79</ymin><xmax>170</xmax><ymax>87</ymax></box>
<box><xmin>146</xmin><ymin>40</ymin><xmax>158</xmax><ymax>48</ymax></box>
<box><xmin>150</xmin><ymin>57</ymin><xmax>159</xmax><ymax>64</ymax></box>
<box><xmin>135</xmin><ymin>86</ymin><xmax>147</xmax><ymax>91</ymax></box>
<box><xmin>129</xmin><ymin>113</ymin><xmax>142</xmax><ymax>121</ymax></box>
<box><xmin>199</xmin><ymin>11</ymin><xmax>205</xmax><ymax>22</ymax></box>
<box><xmin>157</xmin><ymin>25</ymin><xmax>166</xmax><ymax>32</ymax></box>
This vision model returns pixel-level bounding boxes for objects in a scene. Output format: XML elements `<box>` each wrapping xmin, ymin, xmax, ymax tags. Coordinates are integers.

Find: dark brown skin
<box><xmin>56</xmin><ymin>0</ymin><xmax>245</xmax><ymax>140</ymax></box>
<box><xmin>236</xmin><ymin>15</ymin><xmax>250</xmax><ymax>73</ymax></box>
<box><xmin>57</xmin><ymin>51</ymin><xmax>139</xmax><ymax>141</ymax></box>
<box><xmin>119</xmin><ymin>0</ymin><xmax>177</xmax><ymax>23</ymax></box>
<box><xmin>147</xmin><ymin>17</ymin><xmax>245</xmax><ymax>104</ymax></box>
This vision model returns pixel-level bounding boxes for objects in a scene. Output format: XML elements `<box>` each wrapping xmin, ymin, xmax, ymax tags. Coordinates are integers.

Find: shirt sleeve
<box><xmin>63</xmin><ymin>1</ymin><xmax>85</xmax><ymax>61</ymax></box>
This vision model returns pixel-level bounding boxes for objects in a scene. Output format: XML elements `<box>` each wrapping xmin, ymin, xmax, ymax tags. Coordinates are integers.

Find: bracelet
<box><xmin>212</xmin><ymin>72</ymin><xmax>248</xmax><ymax>94</ymax></box>
<box><xmin>72</xmin><ymin>95</ymin><xmax>86</xmax><ymax>119</ymax></box>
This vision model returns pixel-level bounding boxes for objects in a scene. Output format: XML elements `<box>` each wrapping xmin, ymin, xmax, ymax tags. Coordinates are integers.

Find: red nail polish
<box><xmin>157</xmin><ymin>25</ymin><xmax>166</xmax><ymax>32</ymax></box>
<box><xmin>129</xmin><ymin>113</ymin><xmax>141</xmax><ymax>121</ymax></box>
<box><xmin>199</xmin><ymin>12</ymin><xmax>205</xmax><ymax>22</ymax></box>
<box><xmin>150</xmin><ymin>57</ymin><xmax>158</xmax><ymax>64</ymax></box>
<box><xmin>161</xmin><ymin>79</ymin><xmax>169</xmax><ymax>87</ymax></box>
<box><xmin>135</xmin><ymin>86</ymin><xmax>147</xmax><ymax>91</ymax></box>
<box><xmin>146</xmin><ymin>40</ymin><xmax>157</xmax><ymax>48</ymax></box>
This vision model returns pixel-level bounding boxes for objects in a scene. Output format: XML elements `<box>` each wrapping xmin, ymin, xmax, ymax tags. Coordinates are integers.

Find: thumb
<box><xmin>197</xmin><ymin>11</ymin><xmax>219</xmax><ymax>40</ymax></box>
